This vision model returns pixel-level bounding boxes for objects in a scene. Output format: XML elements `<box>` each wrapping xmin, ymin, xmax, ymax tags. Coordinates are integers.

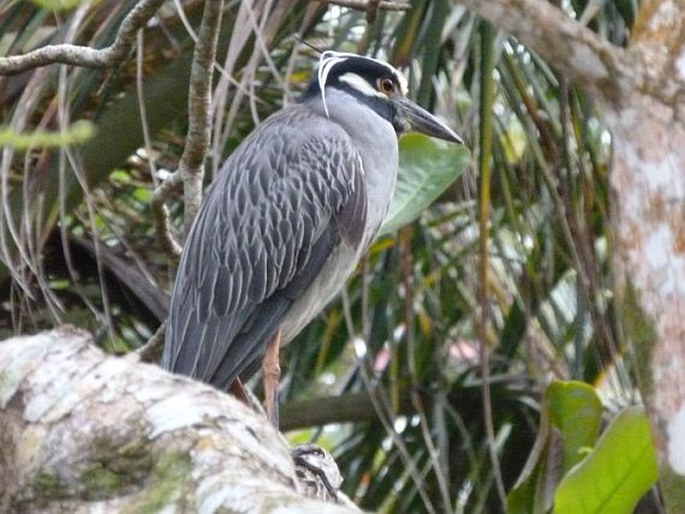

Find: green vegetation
<box><xmin>555</xmin><ymin>408</ymin><xmax>657</xmax><ymax>513</ymax></box>
<box><xmin>509</xmin><ymin>382</ymin><xmax>656</xmax><ymax>514</ymax></box>
<box><xmin>0</xmin><ymin>121</ymin><xmax>94</xmax><ymax>150</ymax></box>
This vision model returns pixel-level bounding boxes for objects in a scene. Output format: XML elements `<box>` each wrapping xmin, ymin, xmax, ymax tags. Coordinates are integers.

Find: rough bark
<box><xmin>457</xmin><ymin>0</ymin><xmax>685</xmax><ymax>508</ymax></box>
<box><xmin>0</xmin><ymin>0</ymin><xmax>167</xmax><ymax>74</ymax></box>
<box><xmin>0</xmin><ymin>327</ymin><xmax>358</xmax><ymax>513</ymax></box>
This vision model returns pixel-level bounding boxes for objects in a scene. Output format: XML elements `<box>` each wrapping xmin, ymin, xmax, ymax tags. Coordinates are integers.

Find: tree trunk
<box><xmin>607</xmin><ymin>60</ymin><xmax>685</xmax><ymax>514</ymax></box>
<box><xmin>0</xmin><ymin>327</ymin><xmax>358</xmax><ymax>513</ymax></box>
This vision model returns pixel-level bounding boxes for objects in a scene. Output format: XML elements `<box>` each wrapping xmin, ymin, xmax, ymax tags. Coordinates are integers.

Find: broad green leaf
<box><xmin>507</xmin><ymin>380</ymin><xmax>601</xmax><ymax>514</ymax></box>
<box><xmin>379</xmin><ymin>133</ymin><xmax>470</xmax><ymax>235</ymax></box>
<box><xmin>554</xmin><ymin>408</ymin><xmax>658</xmax><ymax>514</ymax></box>
<box><xmin>547</xmin><ymin>380</ymin><xmax>602</xmax><ymax>472</ymax></box>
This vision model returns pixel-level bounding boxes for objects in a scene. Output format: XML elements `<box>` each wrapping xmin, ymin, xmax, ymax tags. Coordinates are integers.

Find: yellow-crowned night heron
<box><xmin>162</xmin><ymin>51</ymin><xmax>463</xmax><ymax>426</ymax></box>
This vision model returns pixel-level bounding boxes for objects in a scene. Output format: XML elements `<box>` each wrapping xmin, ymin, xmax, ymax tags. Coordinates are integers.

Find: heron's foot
<box><xmin>291</xmin><ymin>443</ymin><xmax>358</xmax><ymax>509</ymax></box>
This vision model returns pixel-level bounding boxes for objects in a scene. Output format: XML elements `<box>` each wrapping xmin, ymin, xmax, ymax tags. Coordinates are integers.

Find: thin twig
<box><xmin>136</xmin><ymin>30</ymin><xmax>159</xmax><ymax>188</ymax></box>
<box><xmin>478</xmin><ymin>22</ymin><xmax>507</xmax><ymax>510</ymax></box>
<box><xmin>314</xmin><ymin>0</ymin><xmax>410</xmax><ymax>11</ymax></box>
<box><xmin>0</xmin><ymin>0</ymin><xmax>167</xmax><ymax>75</ymax></box>
<box><xmin>135</xmin><ymin>320</ymin><xmax>167</xmax><ymax>362</ymax></box>
<box><xmin>151</xmin><ymin>0</ymin><xmax>224</xmax><ymax>254</ymax></box>
<box><xmin>151</xmin><ymin>172</ymin><xmax>183</xmax><ymax>257</ymax></box>
<box><xmin>366</xmin><ymin>0</ymin><xmax>381</xmax><ymax>23</ymax></box>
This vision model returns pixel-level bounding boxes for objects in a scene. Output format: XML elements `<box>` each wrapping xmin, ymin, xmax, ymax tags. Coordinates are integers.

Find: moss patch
<box><xmin>80</xmin><ymin>433</ymin><xmax>154</xmax><ymax>499</ymax></box>
<box><xmin>619</xmin><ymin>282</ymin><xmax>657</xmax><ymax>399</ymax></box>
<box><xmin>25</xmin><ymin>469</ymin><xmax>72</xmax><ymax>510</ymax></box>
<box><xmin>81</xmin><ymin>463</ymin><xmax>125</xmax><ymax>497</ymax></box>
<box><xmin>660</xmin><ymin>467</ymin><xmax>685</xmax><ymax>513</ymax></box>
<box><xmin>130</xmin><ymin>451</ymin><xmax>192</xmax><ymax>513</ymax></box>
<box><xmin>32</xmin><ymin>470</ymin><xmax>66</xmax><ymax>497</ymax></box>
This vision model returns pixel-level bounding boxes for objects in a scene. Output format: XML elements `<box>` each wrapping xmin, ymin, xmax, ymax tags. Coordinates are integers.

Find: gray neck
<box><xmin>307</xmin><ymin>88</ymin><xmax>400</xmax><ymax>243</ymax></box>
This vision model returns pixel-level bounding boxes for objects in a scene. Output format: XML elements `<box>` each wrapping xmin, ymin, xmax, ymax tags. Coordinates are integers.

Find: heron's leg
<box><xmin>262</xmin><ymin>330</ymin><xmax>282</xmax><ymax>428</ymax></box>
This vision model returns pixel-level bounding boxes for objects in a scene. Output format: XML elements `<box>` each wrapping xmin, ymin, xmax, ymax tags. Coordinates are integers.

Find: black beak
<box><xmin>393</xmin><ymin>96</ymin><xmax>463</xmax><ymax>144</ymax></box>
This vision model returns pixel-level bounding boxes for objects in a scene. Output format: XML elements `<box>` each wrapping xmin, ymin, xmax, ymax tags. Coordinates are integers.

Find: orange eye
<box><xmin>378</xmin><ymin>77</ymin><xmax>396</xmax><ymax>95</ymax></box>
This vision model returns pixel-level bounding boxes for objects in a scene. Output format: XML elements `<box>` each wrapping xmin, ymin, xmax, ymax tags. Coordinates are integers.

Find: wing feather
<box><xmin>162</xmin><ymin>105</ymin><xmax>368</xmax><ymax>388</ymax></box>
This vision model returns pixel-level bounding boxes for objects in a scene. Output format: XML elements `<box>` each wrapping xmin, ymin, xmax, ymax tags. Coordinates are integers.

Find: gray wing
<box><xmin>162</xmin><ymin>106</ymin><xmax>367</xmax><ymax>389</ymax></box>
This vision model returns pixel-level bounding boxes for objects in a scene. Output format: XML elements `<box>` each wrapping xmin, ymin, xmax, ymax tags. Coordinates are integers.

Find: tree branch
<box><xmin>179</xmin><ymin>0</ymin><xmax>224</xmax><ymax>234</ymax></box>
<box><xmin>280</xmin><ymin>391</ymin><xmax>406</xmax><ymax>431</ymax></box>
<box><xmin>0</xmin><ymin>327</ymin><xmax>359</xmax><ymax>512</ymax></box>
<box><xmin>456</xmin><ymin>0</ymin><xmax>638</xmax><ymax>104</ymax></box>
<box><xmin>314</xmin><ymin>0</ymin><xmax>410</xmax><ymax>12</ymax></box>
<box><xmin>0</xmin><ymin>0</ymin><xmax>167</xmax><ymax>75</ymax></box>
<box><xmin>151</xmin><ymin>172</ymin><xmax>183</xmax><ymax>257</ymax></box>
<box><xmin>151</xmin><ymin>0</ymin><xmax>224</xmax><ymax>256</ymax></box>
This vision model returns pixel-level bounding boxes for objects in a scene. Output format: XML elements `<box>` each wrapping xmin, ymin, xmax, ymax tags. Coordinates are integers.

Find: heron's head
<box><xmin>303</xmin><ymin>51</ymin><xmax>463</xmax><ymax>144</ymax></box>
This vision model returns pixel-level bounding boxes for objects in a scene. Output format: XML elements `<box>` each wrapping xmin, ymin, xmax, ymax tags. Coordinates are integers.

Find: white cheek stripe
<box><xmin>338</xmin><ymin>73</ymin><xmax>385</xmax><ymax>98</ymax></box>
<box><xmin>397</xmin><ymin>74</ymin><xmax>408</xmax><ymax>96</ymax></box>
